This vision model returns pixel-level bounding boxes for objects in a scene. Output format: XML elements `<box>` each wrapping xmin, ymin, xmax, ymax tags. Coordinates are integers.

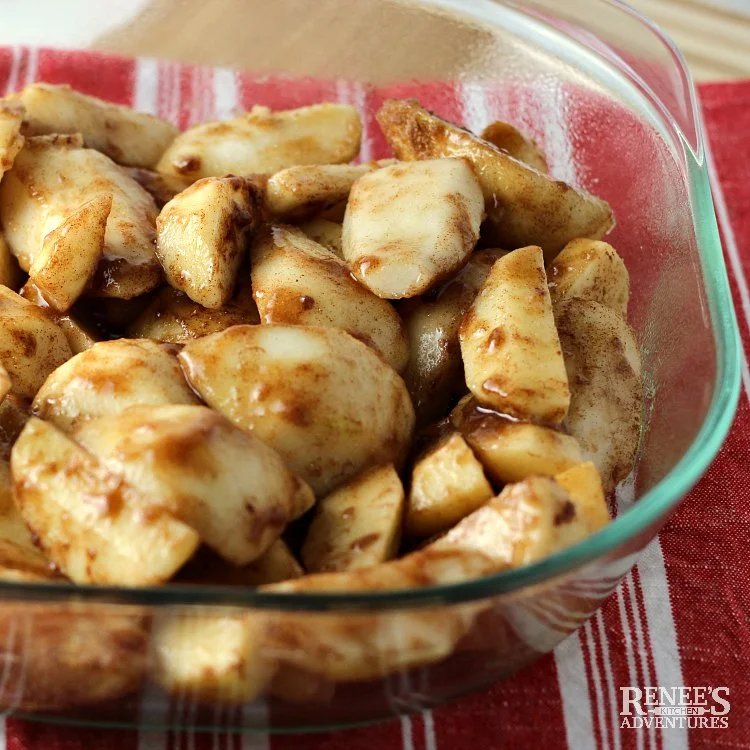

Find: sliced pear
<box><xmin>547</xmin><ymin>238</ymin><xmax>629</xmax><ymax>317</ymax></box>
<box><xmin>0</xmin><ymin>285</ymin><xmax>72</xmax><ymax>399</ymax></box>
<box><xmin>251</xmin><ymin>225</ymin><xmax>408</xmax><ymax>372</ymax></box>
<box><xmin>156</xmin><ymin>103</ymin><xmax>361</xmax><ymax>181</ymax></box>
<box><xmin>266</xmin><ymin>163</ymin><xmax>375</xmax><ymax>221</ymax></box>
<box><xmin>19</xmin><ymin>82</ymin><xmax>178</xmax><ymax>168</ymax></box>
<box><xmin>301</xmin><ymin>465</ymin><xmax>404</xmax><ymax>573</ymax></box>
<box><xmin>402</xmin><ymin>247</ymin><xmax>507</xmax><ymax>424</ymax></box>
<box><xmin>74</xmin><ymin>405</ymin><xmax>314</xmax><ymax>566</ymax></box>
<box><xmin>11</xmin><ymin>417</ymin><xmax>200</xmax><ymax>585</ymax></box>
<box><xmin>179</xmin><ymin>324</ymin><xmax>415</xmax><ymax>496</ymax></box>
<box><xmin>33</xmin><ymin>338</ymin><xmax>199</xmax><ymax>431</ymax></box>
<box><xmin>0</xmin><ymin>604</ymin><xmax>148</xmax><ymax>711</ymax></box>
<box><xmin>556</xmin><ymin>298</ymin><xmax>642</xmax><ymax>493</ymax></box>
<box><xmin>238</xmin><ymin>540</ymin><xmax>304</xmax><ymax>585</ymax></box>
<box><xmin>342</xmin><ymin>158</ymin><xmax>484</xmax><ymax>298</ymax></box>
<box><xmin>430</xmin><ymin>475</ymin><xmax>589</xmax><ymax>563</ymax></box>
<box><xmin>480</xmin><ymin>121</ymin><xmax>548</xmax><ymax>173</ymax></box>
<box><xmin>377</xmin><ymin>99</ymin><xmax>613</xmax><ymax>260</ymax></box>
<box><xmin>0</xmin><ymin>134</ymin><xmax>161</xmax><ymax>298</ymax></box>
<box><xmin>156</xmin><ymin>175</ymin><xmax>262</xmax><ymax>309</ymax></box>
<box><xmin>405</xmin><ymin>432</ymin><xmax>493</xmax><ymax>537</ymax></box>
<box><xmin>177</xmin><ymin>541</ymin><xmax>303</xmax><ymax>587</ymax></box>
<box><xmin>0</xmin><ymin>97</ymin><xmax>24</xmax><ymax>180</ymax></box>
<box><xmin>56</xmin><ymin>315</ymin><xmax>100</xmax><ymax>354</ymax></box>
<box><xmin>264</xmin><ymin>550</ymin><xmax>486</xmax><ymax>681</ymax></box>
<box><xmin>263</xmin><ymin>476</ymin><xmax>588</xmax><ymax>681</ymax></box>
<box><xmin>151</xmin><ymin>612</ymin><xmax>271</xmax><ymax>704</ymax></box>
<box><xmin>19</xmin><ymin>280</ymin><xmax>101</xmax><ymax>353</ymax></box>
<box><xmin>555</xmin><ymin>462</ymin><xmax>610</xmax><ymax>533</ymax></box>
<box><xmin>29</xmin><ymin>194</ymin><xmax>112</xmax><ymax>312</ymax></box>
<box><xmin>127</xmin><ymin>286</ymin><xmax>260</xmax><ymax>344</ymax></box>
<box><xmin>459</xmin><ymin>245</ymin><xmax>570</xmax><ymax>424</ymax></box>
<box><xmin>298</xmin><ymin>217</ymin><xmax>343</xmax><ymax>258</ymax></box>
<box><xmin>451</xmin><ymin>396</ymin><xmax>582</xmax><ymax>484</ymax></box>
<box><xmin>0</xmin><ymin>459</ymin><xmax>61</xmax><ymax>582</ymax></box>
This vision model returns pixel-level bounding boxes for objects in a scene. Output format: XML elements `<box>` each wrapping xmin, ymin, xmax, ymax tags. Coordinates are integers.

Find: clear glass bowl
<box><xmin>0</xmin><ymin>0</ymin><xmax>740</xmax><ymax>733</ymax></box>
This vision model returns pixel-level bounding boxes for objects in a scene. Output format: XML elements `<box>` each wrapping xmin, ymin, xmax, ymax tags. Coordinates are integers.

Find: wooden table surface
<box><xmin>632</xmin><ymin>0</ymin><xmax>750</xmax><ymax>80</ymax></box>
<box><xmin>93</xmin><ymin>0</ymin><xmax>750</xmax><ymax>84</ymax></box>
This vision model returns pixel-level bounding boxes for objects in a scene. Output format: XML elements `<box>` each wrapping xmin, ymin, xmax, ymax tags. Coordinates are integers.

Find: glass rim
<box><xmin>0</xmin><ymin>0</ymin><xmax>740</xmax><ymax>612</ymax></box>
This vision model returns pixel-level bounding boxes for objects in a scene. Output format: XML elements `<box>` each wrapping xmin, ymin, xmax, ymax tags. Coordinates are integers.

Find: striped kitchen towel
<box><xmin>0</xmin><ymin>46</ymin><xmax>748</xmax><ymax>750</ymax></box>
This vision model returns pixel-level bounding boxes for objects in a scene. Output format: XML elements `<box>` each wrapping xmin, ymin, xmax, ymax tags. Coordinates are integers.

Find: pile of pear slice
<box><xmin>0</xmin><ymin>84</ymin><xmax>641</xmax><ymax>708</ymax></box>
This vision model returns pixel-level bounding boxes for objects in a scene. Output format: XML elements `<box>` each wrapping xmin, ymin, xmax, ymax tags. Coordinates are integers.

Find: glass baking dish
<box><xmin>0</xmin><ymin>0</ymin><xmax>740</xmax><ymax>733</ymax></box>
